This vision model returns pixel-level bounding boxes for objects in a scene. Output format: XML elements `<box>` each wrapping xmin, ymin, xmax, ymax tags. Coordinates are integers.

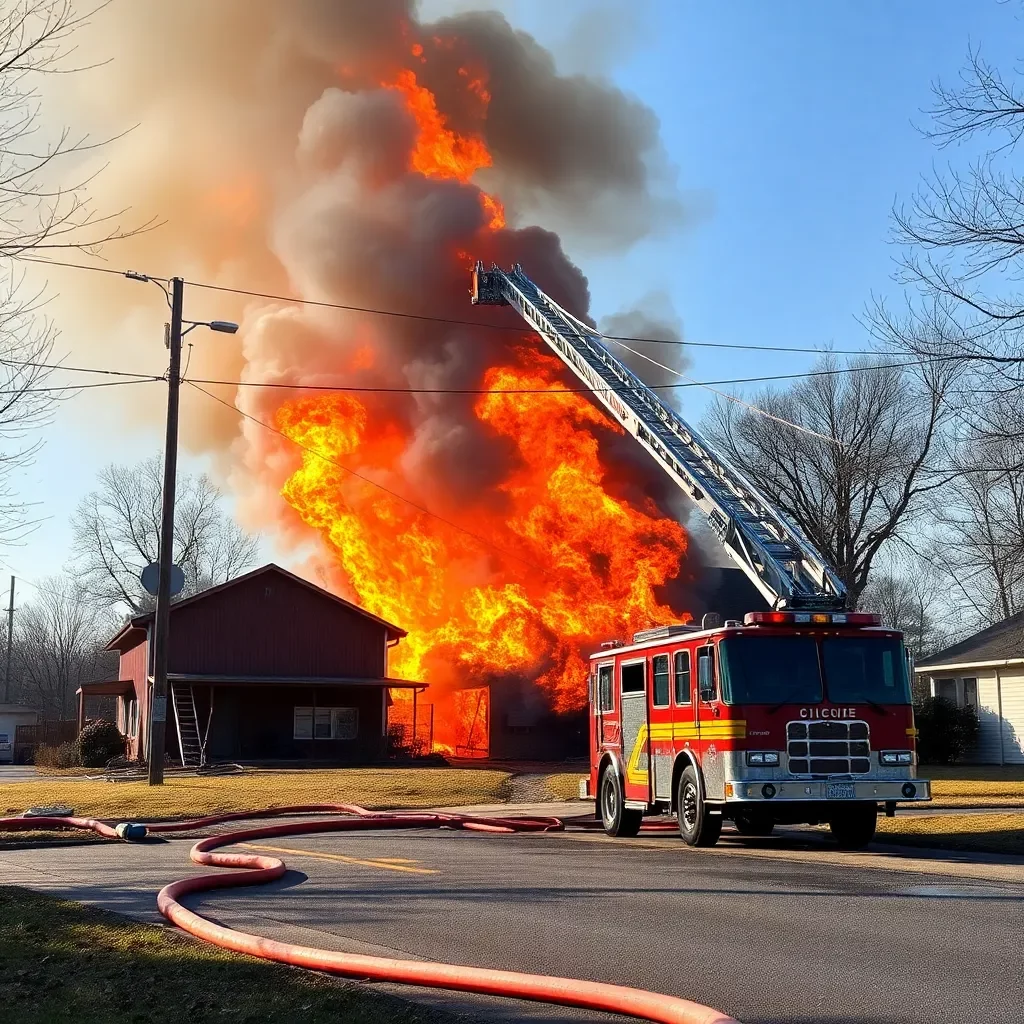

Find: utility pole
<box><xmin>147</xmin><ymin>277</ymin><xmax>184</xmax><ymax>786</ymax></box>
<box><xmin>3</xmin><ymin>576</ymin><xmax>13</xmax><ymax>703</ymax></box>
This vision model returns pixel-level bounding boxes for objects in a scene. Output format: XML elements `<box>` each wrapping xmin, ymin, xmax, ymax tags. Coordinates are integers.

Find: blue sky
<box><xmin>7</xmin><ymin>0</ymin><xmax>1019</xmax><ymax>594</ymax></box>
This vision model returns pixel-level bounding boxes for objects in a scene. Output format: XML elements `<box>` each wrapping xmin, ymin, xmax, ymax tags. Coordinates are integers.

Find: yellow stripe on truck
<box><xmin>624</xmin><ymin>721</ymin><xmax>748</xmax><ymax>785</ymax></box>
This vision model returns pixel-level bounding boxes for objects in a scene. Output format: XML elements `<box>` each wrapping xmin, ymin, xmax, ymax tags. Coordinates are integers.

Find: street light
<box><xmin>126</xmin><ymin>273</ymin><xmax>238</xmax><ymax>785</ymax></box>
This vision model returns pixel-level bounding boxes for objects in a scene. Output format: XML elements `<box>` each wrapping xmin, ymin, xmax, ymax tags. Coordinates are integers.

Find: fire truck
<box><xmin>471</xmin><ymin>262</ymin><xmax>931</xmax><ymax>848</ymax></box>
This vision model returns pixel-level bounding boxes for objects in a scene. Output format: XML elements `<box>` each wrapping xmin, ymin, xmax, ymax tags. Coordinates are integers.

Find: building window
<box><xmin>652</xmin><ymin>655</ymin><xmax>670</xmax><ymax>707</ymax></box>
<box><xmin>294</xmin><ymin>706</ymin><xmax>359</xmax><ymax>740</ymax></box>
<box><xmin>123</xmin><ymin>696</ymin><xmax>138</xmax><ymax>738</ymax></box>
<box><xmin>934</xmin><ymin>677</ymin><xmax>980</xmax><ymax>709</ymax></box>
<box><xmin>962</xmin><ymin>678</ymin><xmax>979</xmax><ymax>708</ymax></box>
<box><xmin>674</xmin><ymin>650</ymin><xmax>691</xmax><ymax>705</ymax></box>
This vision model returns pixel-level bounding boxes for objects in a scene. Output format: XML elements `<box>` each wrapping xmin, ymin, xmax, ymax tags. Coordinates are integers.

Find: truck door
<box><xmin>696</xmin><ymin>643</ymin><xmax>726</xmax><ymax>800</ymax></box>
<box><xmin>619</xmin><ymin>658</ymin><xmax>651</xmax><ymax>804</ymax></box>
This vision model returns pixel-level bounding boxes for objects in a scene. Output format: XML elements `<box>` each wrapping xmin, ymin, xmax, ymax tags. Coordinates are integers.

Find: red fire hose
<box><xmin>0</xmin><ymin>806</ymin><xmax>737</xmax><ymax>1024</ymax></box>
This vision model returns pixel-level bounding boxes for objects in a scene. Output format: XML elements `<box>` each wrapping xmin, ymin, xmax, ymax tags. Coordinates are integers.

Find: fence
<box><xmin>387</xmin><ymin>698</ymin><xmax>435</xmax><ymax>758</ymax></box>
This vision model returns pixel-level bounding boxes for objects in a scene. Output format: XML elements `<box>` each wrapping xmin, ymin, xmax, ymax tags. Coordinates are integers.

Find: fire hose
<box><xmin>0</xmin><ymin>805</ymin><xmax>737</xmax><ymax>1024</ymax></box>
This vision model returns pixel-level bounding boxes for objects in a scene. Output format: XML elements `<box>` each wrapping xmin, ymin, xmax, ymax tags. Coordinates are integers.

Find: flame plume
<box><xmin>64</xmin><ymin>2</ymin><xmax>689</xmax><ymax>756</ymax></box>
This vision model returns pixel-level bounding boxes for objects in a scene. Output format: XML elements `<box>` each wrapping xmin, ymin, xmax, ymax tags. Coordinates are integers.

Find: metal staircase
<box><xmin>471</xmin><ymin>262</ymin><xmax>848</xmax><ymax>611</ymax></box>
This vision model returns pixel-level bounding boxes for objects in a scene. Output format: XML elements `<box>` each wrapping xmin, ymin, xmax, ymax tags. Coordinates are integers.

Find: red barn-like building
<box><xmin>77</xmin><ymin>565</ymin><xmax>424</xmax><ymax>766</ymax></box>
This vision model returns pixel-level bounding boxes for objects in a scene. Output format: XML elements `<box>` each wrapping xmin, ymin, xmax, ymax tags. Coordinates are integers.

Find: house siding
<box><xmin>120</xmin><ymin>640</ymin><xmax>149</xmax><ymax>760</ymax></box>
<box><xmin>166</xmin><ymin>573</ymin><xmax>387</xmax><ymax>678</ymax></box>
<box><xmin>975</xmin><ymin>672</ymin><xmax>1006</xmax><ymax>764</ymax></box>
<box><xmin>998</xmin><ymin>672</ymin><xmax>1024</xmax><ymax>763</ymax></box>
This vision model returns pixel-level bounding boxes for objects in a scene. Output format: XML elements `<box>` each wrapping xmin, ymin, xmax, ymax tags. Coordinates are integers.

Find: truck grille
<box><xmin>787</xmin><ymin>721</ymin><xmax>870</xmax><ymax>775</ymax></box>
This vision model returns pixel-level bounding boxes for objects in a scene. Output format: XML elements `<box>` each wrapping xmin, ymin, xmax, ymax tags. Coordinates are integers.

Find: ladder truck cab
<box><xmin>588</xmin><ymin>612</ymin><xmax>928</xmax><ymax>848</ymax></box>
<box><xmin>470</xmin><ymin>261</ymin><xmax>931</xmax><ymax>849</ymax></box>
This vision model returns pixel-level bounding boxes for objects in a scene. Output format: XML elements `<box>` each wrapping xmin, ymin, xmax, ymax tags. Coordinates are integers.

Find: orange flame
<box><xmin>275</xmin><ymin>352</ymin><xmax>688</xmax><ymax>726</ymax></box>
<box><xmin>384</xmin><ymin>64</ymin><xmax>504</xmax><ymax>230</ymax></box>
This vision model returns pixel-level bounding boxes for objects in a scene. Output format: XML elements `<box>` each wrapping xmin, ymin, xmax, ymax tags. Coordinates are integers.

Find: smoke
<box><xmin>42</xmin><ymin>0</ymin><xmax>694</xmax><ymax>728</ymax></box>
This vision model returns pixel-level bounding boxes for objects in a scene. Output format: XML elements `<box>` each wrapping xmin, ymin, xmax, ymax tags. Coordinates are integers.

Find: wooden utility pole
<box><xmin>3</xmin><ymin>576</ymin><xmax>13</xmax><ymax>703</ymax></box>
<box><xmin>147</xmin><ymin>277</ymin><xmax>184</xmax><ymax>785</ymax></box>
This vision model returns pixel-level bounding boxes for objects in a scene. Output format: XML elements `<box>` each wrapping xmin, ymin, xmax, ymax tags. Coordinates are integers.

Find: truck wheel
<box><xmin>734</xmin><ymin>813</ymin><xmax>774</xmax><ymax>837</ymax></box>
<box><xmin>677</xmin><ymin>766</ymin><xmax>721</xmax><ymax>847</ymax></box>
<box><xmin>828</xmin><ymin>804</ymin><xmax>877</xmax><ymax>849</ymax></box>
<box><xmin>599</xmin><ymin>768</ymin><xmax>642</xmax><ymax>837</ymax></box>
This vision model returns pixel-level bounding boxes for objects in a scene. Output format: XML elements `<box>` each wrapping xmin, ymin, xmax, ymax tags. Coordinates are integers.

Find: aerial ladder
<box><xmin>471</xmin><ymin>262</ymin><xmax>848</xmax><ymax>612</ymax></box>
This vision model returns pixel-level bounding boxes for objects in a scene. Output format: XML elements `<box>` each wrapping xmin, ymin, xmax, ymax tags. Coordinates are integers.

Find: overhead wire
<box><xmin>14</xmin><ymin>253</ymin><xmax>884</xmax><ymax>355</ymax></box>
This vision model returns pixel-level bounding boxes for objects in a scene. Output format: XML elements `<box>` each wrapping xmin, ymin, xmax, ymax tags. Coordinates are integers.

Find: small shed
<box><xmin>914</xmin><ymin>612</ymin><xmax>1024</xmax><ymax>764</ymax></box>
<box><xmin>0</xmin><ymin>704</ymin><xmax>39</xmax><ymax>764</ymax></box>
<box><xmin>93</xmin><ymin>564</ymin><xmax>424</xmax><ymax>766</ymax></box>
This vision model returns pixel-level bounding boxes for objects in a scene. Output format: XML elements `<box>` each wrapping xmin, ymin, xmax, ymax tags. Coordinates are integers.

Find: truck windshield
<box><xmin>718</xmin><ymin>636</ymin><xmax>823</xmax><ymax>705</ymax></box>
<box><xmin>821</xmin><ymin>636</ymin><xmax>911</xmax><ymax>705</ymax></box>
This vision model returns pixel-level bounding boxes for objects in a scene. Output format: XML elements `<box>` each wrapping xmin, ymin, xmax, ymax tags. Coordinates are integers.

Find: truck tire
<box><xmin>599</xmin><ymin>768</ymin><xmax>642</xmax><ymax>837</ymax></box>
<box><xmin>734</xmin><ymin>813</ymin><xmax>774</xmax><ymax>837</ymax></box>
<box><xmin>828</xmin><ymin>804</ymin><xmax>877</xmax><ymax>849</ymax></box>
<box><xmin>677</xmin><ymin>766</ymin><xmax>721</xmax><ymax>847</ymax></box>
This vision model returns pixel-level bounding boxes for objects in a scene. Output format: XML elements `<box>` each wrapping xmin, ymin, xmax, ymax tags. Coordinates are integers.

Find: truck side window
<box><xmin>652</xmin><ymin>655</ymin><xmax>670</xmax><ymax>707</ymax></box>
<box><xmin>697</xmin><ymin>646</ymin><xmax>717</xmax><ymax>701</ymax></box>
<box><xmin>674</xmin><ymin>650</ymin><xmax>691</xmax><ymax>705</ymax></box>
<box><xmin>621</xmin><ymin>662</ymin><xmax>645</xmax><ymax>694</ymax></box>
<box><xmin>598</xmin><ymin>665</ymin><xmax>613</xmax><ymax>711</ymax></box>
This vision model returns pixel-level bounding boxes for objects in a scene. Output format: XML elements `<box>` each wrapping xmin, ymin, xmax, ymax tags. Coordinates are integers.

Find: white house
<box><xmin>0</xmin><ymin>704</ymin><xmax>39</xmax><ymax>764</ymax></box>
<box><xmin>914</xmin><ymin>613</ymin><xmax>1024</xmax><ymax>764</ymax></box>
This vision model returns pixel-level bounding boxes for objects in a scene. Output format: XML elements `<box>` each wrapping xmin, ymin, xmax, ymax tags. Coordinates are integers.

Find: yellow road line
<box><xmin>238</xmin><ymin>843</ymin><xmax>439</xmax><ymax>875</ymax></box>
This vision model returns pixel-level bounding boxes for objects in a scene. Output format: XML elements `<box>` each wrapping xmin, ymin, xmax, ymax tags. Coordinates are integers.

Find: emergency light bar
<box><xmin>744</xmin><ymin>610</ymin><xmax>881</xmax><ymax>627</ymax></box>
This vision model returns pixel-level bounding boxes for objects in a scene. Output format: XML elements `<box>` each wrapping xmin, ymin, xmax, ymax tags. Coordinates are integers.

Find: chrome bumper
<box><xmin>726</xmin><ymin>778</ymin><xmax>931</xmax><ymax>802</ymax></box>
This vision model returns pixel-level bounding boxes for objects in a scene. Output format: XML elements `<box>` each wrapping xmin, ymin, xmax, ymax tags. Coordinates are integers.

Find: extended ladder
<box><xmin>471</xmin><ymin>262</ymin><xmax>847</xmax><ymax>611</ymax></box>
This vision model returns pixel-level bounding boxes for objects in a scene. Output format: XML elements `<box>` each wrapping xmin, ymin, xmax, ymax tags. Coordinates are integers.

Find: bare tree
<box><xmin>70</xmin><ymin>455</ymin><xmax>260</xmax><ymax>612</ymax></box>
<box><xmin>879</xmin><ymin>41</ymin><xmax>1024</xmax><ymax>423</ymax></box>
<box><xmin>0</xmin><ymin>2</ymin><xmax>148</xmax><ymax>544</ymax></box>
<box><xmin>858</xmin><ymin>555</ymin><xmax>946</xmax><ymax>659</ymax></box>
<box><xmin>926</xmin><ymin>415</ymin><xmax>1024</xmax><ymax>626</ymax></box>
<box><xmin>702</xmin><ymin>357</ymin><xmax>954</xmax><ymax>607</ymax></box>
<box><xmin>9</xmin><ymin>573</ymin><xmax>115</xmax><ymax>718</ymax></box>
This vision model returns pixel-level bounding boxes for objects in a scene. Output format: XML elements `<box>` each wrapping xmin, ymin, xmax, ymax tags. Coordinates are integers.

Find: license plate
<box><xmin>826</xmin><ymin>783</ymin><xmax>856</xmax><ymax>799</ymax></box>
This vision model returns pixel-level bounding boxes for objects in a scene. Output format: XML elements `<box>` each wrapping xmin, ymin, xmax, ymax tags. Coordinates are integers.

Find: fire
<box><xmin>269</xmin><ymin>40</ymin><xmax>689</xmax><ymax>755</ymax></box>
<box><xmin>275</xmin><ymin>352</ymin><xmax>688</xmax><ymax>743</ymax></box>
<box><xmin>383</xmin><ymin>60</ymin><xmax>504</xmax><ymax>231</ymax></box>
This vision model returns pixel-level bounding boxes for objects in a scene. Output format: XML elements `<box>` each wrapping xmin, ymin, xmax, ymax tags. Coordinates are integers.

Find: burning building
<box><xmin>60</xmin><ymin>1</ymin><xmax>693</xmax><ymax>759</ymax></box>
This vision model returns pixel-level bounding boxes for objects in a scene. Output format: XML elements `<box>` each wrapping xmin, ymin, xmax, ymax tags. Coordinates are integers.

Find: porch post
<box><xmin>77</xmin><ymin>690</ymin><xmax>85</xmax><ymax>734</ymax></box>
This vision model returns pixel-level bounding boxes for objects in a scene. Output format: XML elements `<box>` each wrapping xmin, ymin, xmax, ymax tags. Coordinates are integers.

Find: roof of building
<box><xmin>915</xmin><ymin>610</ymin><xmax>1024</xmax><ymax>669</ymax></box>
<box><xmin>105</xmin><ymin>563</ymin><xmax>407</xmax><ymax>651</ymax></box>
<box><xmin>0</xmin><ymin>704</ymin><xmax>39</xmax><ymax>715</ymax></box>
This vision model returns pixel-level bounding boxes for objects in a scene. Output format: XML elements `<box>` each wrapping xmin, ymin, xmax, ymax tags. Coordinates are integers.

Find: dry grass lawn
<box><xmin>877</xmin><ymin>811</ymin><xmax>1024</xmax><ymax>856</ymax></box>
<box><xmin>925</xmin><ymin>765</ymin><xmax>1024</xmax><ymax>807</ymax></box>
<box><xmin>546</xmin><ymin>772</ymin><xmax>587</xmax><ymax>801</ymax></box>
<box><xmin>0</xmin><ymin>768</ymin><xmax>511</xmax><ymax>827</ymax></box>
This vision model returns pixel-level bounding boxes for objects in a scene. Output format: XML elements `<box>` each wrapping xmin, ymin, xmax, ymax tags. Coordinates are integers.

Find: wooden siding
<box><xmin>119</xmin><ymin>640</ymin><xmax>148</xmax><ymax>760</ymax></box>
<box><xmin>166</xmin><ymin>572</ymin><xmax>387</xmax><ymax>679</ymax></box>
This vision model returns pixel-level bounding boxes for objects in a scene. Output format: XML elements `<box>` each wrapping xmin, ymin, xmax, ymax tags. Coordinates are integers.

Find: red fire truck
<box><xmin>587</xmin><ymin>612</ymin><xmax>929</xmax><ymax>848</ymax></box>
<box><xmin>470</xmin><ymin>263</ymin><xmax>931</xmax><ymax>848</ymax></box>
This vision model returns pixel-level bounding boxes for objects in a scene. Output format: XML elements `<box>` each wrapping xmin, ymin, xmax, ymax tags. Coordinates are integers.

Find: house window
<box><xmin>123</xmin><ymin>696</ymin><xmax>138</xmax><ymax>738</ymax></box>
<box><xmin>294</xmin><ymin>706</ymin><xmax>359</xmax><ymax>740</ymax></box>
<box><xmin>652</xmin><ymin>655</ymin><xmax>670</xmax><ymax>707</ymax></box>
<box><xmin>935</xmin><ymin>677</ymin><xmax>979</xmax><ymax>709</ymax></box>
<box><xmin>962</xmin><ymin>678</ymin><xmax>979</xmax><ymax>708</ymax></box>
<box><xmin>674</xmin><ymin>650</ymin><xmax>691</xmax><ymax>705</ymax></box>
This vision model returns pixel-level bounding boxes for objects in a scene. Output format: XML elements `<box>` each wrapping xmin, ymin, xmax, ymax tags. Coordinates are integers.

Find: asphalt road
<box><xmin>2</xmin><ymin>814</ymin><xmax>1023</xmax><ymax>1024</ymax></box>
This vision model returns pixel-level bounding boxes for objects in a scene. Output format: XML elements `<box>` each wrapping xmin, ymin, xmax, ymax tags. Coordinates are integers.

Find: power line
<box><xmin>186</xmin><ymin>381</ymin><xmax>552</xmax><ymax>577</ymax></box>
<box><xmin>13</xmin><ymin>254</ymin><xmax>885</xmax><ymax>356</ymax></box>
<box><xmin>0</xmin><ymin>355</ymin><xmax>162</xmax><ymax>380</ymax></box>
<box><xmin>0</xmin><ymin>378</ymin><xmax>162</xmax><ymax>395</ymax></box>
<box><xmin>183</xmin><ymin>354</ymin><xmax>955</xmax><ymax>396</ymax></box>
